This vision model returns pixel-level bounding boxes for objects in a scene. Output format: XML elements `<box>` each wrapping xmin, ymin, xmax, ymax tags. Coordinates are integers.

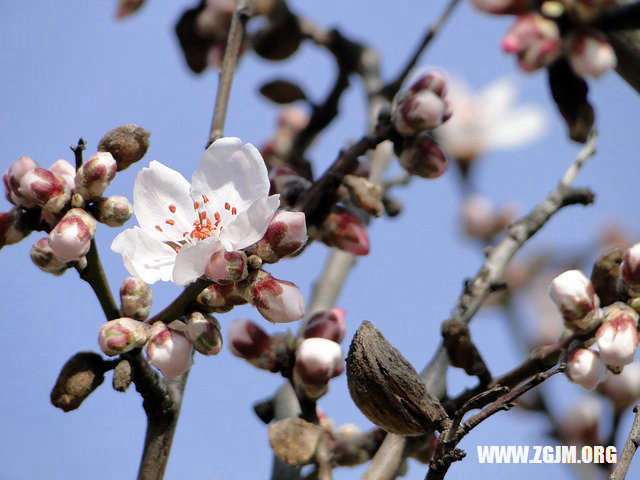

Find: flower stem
<box><xmin>78</xmin><ymin>239</ymin><xmax>119</xmax><ymax>320</ymax></box>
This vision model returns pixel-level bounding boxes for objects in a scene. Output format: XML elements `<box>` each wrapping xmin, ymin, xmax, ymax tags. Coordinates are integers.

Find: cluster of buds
<box><xmin>460</xmin><ymin>195</ymin><xmax>516</xmax><ymax>241</ymax></box>
<box><xmin>548</xmin><ymin>269</ymin><xmax>601</xmax><ymax>333</ymax></box>
<box><xmin>238</xmin><ymin>269</ymin><xmax>305</xmax><ymax>323</ymax></box>
<box><xmin>502</xmin><ymin>14</ymin><xmax>561</xmax><ymax>72</ymax></box>
<box><xmin>245</xmin><ymin>210</ymin><xmax>307</xmax><ymax>263</ymax></box>
<box><xmin>228</xmin><ymin>318</ymin><xmax>277</xmax><ymax>370</ymax></box>
<box><xmin>75</xmin><ymin>152</ymin><xmax>117</xmax><ymax>200</ymax></box>
<box><xmin>318</xmin><ymin>206</ymin><xmax>370</xmax><ymax>256</ymax></box>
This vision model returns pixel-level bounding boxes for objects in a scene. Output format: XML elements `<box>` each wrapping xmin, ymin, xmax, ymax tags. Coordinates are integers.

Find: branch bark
<box><xmin>609</xmin><ymin>405</ymin><xmax>640</xmax><ymax>480</ymax></box>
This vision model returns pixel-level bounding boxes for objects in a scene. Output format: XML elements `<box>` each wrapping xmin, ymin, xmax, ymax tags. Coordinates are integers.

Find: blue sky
<box><xmin>2</xmin><ymin>1</ymin><xmax>640</xmax><ymax>479</ymax></box>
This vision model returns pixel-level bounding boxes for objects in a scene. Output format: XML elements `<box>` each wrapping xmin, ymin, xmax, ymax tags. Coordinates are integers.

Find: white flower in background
<box><xmin>111</xmin><ymin>137</ymin><xmax>280</xmax><ymax>285</ymax></box>
<box><xmin>435</xmin><ymin>76</ymin><xmax>547</xmax><ymax>162</ymax></box>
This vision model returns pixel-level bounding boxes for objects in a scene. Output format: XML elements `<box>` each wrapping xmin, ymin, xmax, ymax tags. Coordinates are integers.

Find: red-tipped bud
<box><xmin>75</xmin><ymin>152</ymin><xmax>117</xmax><ymax>200</ymax></box>
<box><xmin>120</xmin><ymin>276</ymin><xmax>152</xmax><ymax>321</ymax></box>
<box><xmin>548</xmin><ymin>270</ymin><xmax>600</xmax><ymax>331</ymax></box>
<box><xmin>0</xmin><ymin>208</ymin><xmax>31</xmax><ymax>248</ymax></box>
<box><xmin>269</xmin><ymin>167</ymin><xmax>311</xmax><ymax>206</ymax></box>
<box><xmin>596</xmin><ymin>303</ymin><xmax>639</xmax><ymax>366</ymax></box>
<box><xmin>600</xmin><ymin>363</ymin><xmax>640</xmax><ymax>411</ymax></box>
<box><xmin>253</xmin><ymin>211</ymin><xmax>308</xmax><ymax>263</ymax></box>
<box><xmin>294</xmin><ymin>337</ymin><xmax>344</xmax><ymax>399</ymax></box>
<box><xmin>48</xmin><ymin>208</ymin><xmax>97</xmax><ymax>261</ymax></box>
<box><xmin>205</xmin><ymin>250</ymin><xmax>248</xmax><ymax>284</ymax></box>
<box><xmin>621</xmin><ymin>243</ymin><xmax>640</xmax><ymax>287</ymax></box>
<box><xmin>98</xmin><ymin>318</ymin><xmax>149</xmax><ymax>356</ymax></box>
<box><xmin>240</xmin><ymin>269</ymin><xmax>305</xmax><ymax>323</ymax></box>
<box><xmin>470</xmin><ymin>0</ymin><xmax>531</xmax><ymax>14</ymax></box>
<box><xmin>146</xmin><ymin>322</ymin><xmax>193</xmax><ymax>378</ymax></box>
<box><xmin>398</xmin><ymin>134</ymin><xmax>449</xmax><ymax>179</ymax></box>
<box><xmin>5</xmin><ymin>156</ymin><xmax>38</xmax><ymax>205</ymax></box>
<box><xmin>460</xmin><ymin>195</ymin><xmax>515</xmax><ymax>241</ymax></box>
<box><xmin>96</xmin><ymin>195</ymin><xmax>133</xmax><ymax>227</ymax></box>
<box><xmin>30</xmin><ymin>237</ymin><xmax>69</xmax><ymax>275</ymax></box>
<box><xmin>186</xmin><ymin>311</ymin><xmax>223</xmax><ymax>356</ymax></box>
<box><xmin>228</xmin><ymin>318</ymin><xmax>276</xmax><ymax>369</ymax></box>
<box><xmin>502</xmin><ymin>14</ymin><xmax>561</xmax><ymax>72</ymax></box>
<box><xmin>565</xmin><ymin>348</ymin><xmax>608</xmax><ymax>389</ymax></box>
<box><xmin>302</xmin><ymin>308</ymin><xmax>346</xmax><ymax>343</ymax></box>
<box><xmin>49</xmin><ymin>159</ymin><xmax>76</xmax><ymax>192</ymax></box>
<box><xmin>567</xmin><ymin>33</ymin><xmax>616</xmax><ymax>79</ymax></box>
<box><xmin>195</xmin><ymin>282</ymin><xmax>247</xmax><ymax>313</ymax></box>
<box><xmin>320</xmin><ymin>207</ymin><xmax>370</xmax><ymax>256</ymax></box>
<box><xmin>18</xmin><ymin>167</ymin><xmax>71</xmax><ymax>212</ymax></box>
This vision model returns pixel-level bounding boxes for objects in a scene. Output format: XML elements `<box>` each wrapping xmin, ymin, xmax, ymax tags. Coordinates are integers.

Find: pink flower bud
<box><xmin>98</xmin><ymin>317</ymin><xmax>149</xmax><ymax>356</ymax></box>
<box><xmin>18</xmin><ymin>167</ymin><xmax>71</xmax><ymax>212</ymax></box>
<box><xmin>470</xmin><ymin>0</ymin><xmax>531</xmax><ymax>14</ymax></box>
<box><xmin>30</xmin><ymin>237</ymin><xmax>69</xmax><ymax>275</ymax></box>
<box><xmin>277</xmin><ymin>107</ymin><xmax>309</xmax><ymax>137</ymax></box>
<box><xmin>120</xmin><ymin>276</ymin><xmax>152</xmax><ymax>321</ymax></box>
<box><xmin>559</xmin><ymin>397</ymin><xmax>601</xmax><ymax>445</ymax></box>
<box><xmin>0</xmin><ymin>208</ymin><xmax>30</xmax><ymax>248</ymax></box>
<box><xmin>548</xmin><ymin>270</ymin><xmax>599</xmax><ymax>326</ymax></box>
<box><xmin>49</xmin><ymin>159</ymin><xmax>76</xmax><ymax>192</ymax></box>
<box><xmin>320</xmin><ymin>206</ymin><xmax>370</xmax><ymax>256</ymax></box>
<box><xmin>294</xmin><ymin>338</ymin><xmax>344</xmax><ymax>398</ymax></box>
<box><xmin>621</xmin><ymin>243</ymin><xmax>640</xmax><ymax>286</ymax></box>
<box><xmin>596</xmin><ymin>303</ymin><xmax>639</xmax><ymax>366</ymax></box>
<box><xmin>302</xmin><ymin>308</ymin><xmax>347</xmax><ymax>343</ymax></box>
<box><xmin>48</xmin><ymin>209</ymin><xmax>97</xmax><ymax>261</ymax></box>
<box><xmin>392</xmin><ymin>72</ymin><xmax>451</xmax><ymax>136</ymax></box>
<box><xmin>398</xmin><ymin>134</ymin><xmax>449</xmax><ymax>179</ymax></box>
<box><xmin>240</xmin><ymin>270</ymin><xmax>305</xmax><ymax>323</ymax></box>
<box><xmin>567</xmin><ymin>33</ymin><xmax>616</xmax><ymax>79</ymax></box>
<box><xmin>565</xmin><ymin>348</ymin><xmax>608</xmax><ymax>389</ymax></box>
<box><xmin>5</xmin><ymin>156</ymin><xmax>38</xmax><ymax>205</ymax></box>
<box><xmin>600</xmin><ymin>363</ymin><xmax>640</xmax><ymax>411</ymax></box>
<box><xmin>253</xmin><ymin>211</ymin><xmax>308</xmax><ymax>263</ymax></box>
<box><xmin>186</xmin><ymin>311</ymin><xmax>223</xmax><ymax>356</ymax></box>
<box><xmin>75</xmin><ymin>152</ymin><xmax>117</xmax><ymax>200</ymax></box>
<box><xmin>146</xmin><ymin>322</ymin><xmax>193</xmax><ymax>378</ymax></box>
<box><xmin>269</xmin><ymin>167</ymin><xmax>311</xmax><ymax>207</ymax></box>
<box><xmin>205</xmin><ymin>250</ymin><xmax>248</xmax><ymax>284</ymax></box>
<box><xmin>195</xmin><ymin>282</ymin><xmax>247</xmax><ymax>313</ymax></box>
<box><xmin>95</xmin><ymin>195</ymin><xmax>133</xmax><ymax>227</ymax></box>
<box><xmin>228</xmin><ymin>318</ymin><xmax>276</xmax><ymax>369</ymax></box>
<box><xmin>502</xmin><ymin>14</ymin><xmax>561</xmax><ymax>72</ymax></box>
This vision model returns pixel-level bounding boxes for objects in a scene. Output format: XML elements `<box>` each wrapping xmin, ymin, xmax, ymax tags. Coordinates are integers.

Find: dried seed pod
<box><xmin>50</xmin><ymin>351</ymin><xmax>106</xmax><ymax>412</ymax></box>
<box><xmin>98</xmin><ymin>124</ymin><xmax>150</xmax><ymax>171</ymax></box>
<box><xmin>346</xmin><ymin>321</ymin><xmax>448</xmax><ymax>435</ymax></box>
<box><xmin>268</xmin><ymin>418</ymin><xmax>322</xmax><ymax>466</ymax></box>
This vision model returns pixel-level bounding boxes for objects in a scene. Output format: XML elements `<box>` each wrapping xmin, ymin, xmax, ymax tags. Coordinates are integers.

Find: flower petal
<box><xmin>111</xmin><ymin>227</ymin><xmax>177</xmax><ymax>284</ymax></box>
<box><xmin>486</xmin><ymin>105</ymin><xmax>547</xmax><ymax>150</ymax></box>
<box><xmin>133</xmin><ymin>161</ymin><xmax>196</xmax><ymax>240</ymax></box>
<box><xmin>172</xmin><ymin>237</ymin><xmax>222</xmax><ymax>286</ymax></box>
<box><xmin>220</xmin><ymin>194</ymin><xmax>280</xmax><ymax>251</ymax></box>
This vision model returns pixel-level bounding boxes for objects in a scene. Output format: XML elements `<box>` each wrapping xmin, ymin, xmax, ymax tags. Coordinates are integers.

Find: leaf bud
<box><xmin>119</xmin><ymin>276</ymin><xmax>152</xmax><ymax>321</ymax></box>
<box><xmin>186</xmin><ymin>311</ymin><xmax>223</xmax><ymax>356</ymax></box>
<box><xmin>98</xmin><ymin>317</ymin><xmax>149</xmax><ymax>356</ymax></box>
<box><xmin>95</xmin><ymin>195</ymin><xmax>133</xmax><ymax>227</ymax></box>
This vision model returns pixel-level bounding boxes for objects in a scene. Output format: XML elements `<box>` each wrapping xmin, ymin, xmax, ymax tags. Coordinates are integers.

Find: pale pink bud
<box><xmin>320</xmin><ymin>206</ymin><xmax>370</xmax><ymax>256</ymax></box>
<box><xmin>277</xmin><ymin>107</ymin><xmax>309</xmax><ymax>137</ymax></box>
<box><xmin>95</xmin><ymin>195</ymin><xmax>133</xmax><ymax>227</ymax></box>
<box><xmin>565</xmin><ymin>348</ymin><xmax>608</xmax><ymax>389</ymax></box>
<box><xmin>75</xmin><ymin>152</ymin><xmax>117</xmax><ymax>200</ymax></box>
<box><xmin>30</xmin><ymin>237</ymin><xmax>68</xmax><ymax>275</ymax></box>
<box><xmin>98</xmin><ymin>318</ymin><xmax>149</xmax><ymax>356</ymax></box>
<box><xmin>269</xmin><ymin>167</ymin><xmax>311</xmax><ymax>207</ymax></box>
<box><xmin>195</xmin><ymin>282</ymin><xmax>247</xmax><ymax>313</ymax></box>
<box><xmin>18</xmin><ymin>167</ymin><xmax>71</xmax><ymax>212</ymax></box>
<box><xmin>48</xmin><ymin>209</ymin><xmax>97</xmax><ymax>261</ymax></box>
<box><xmin>49</xmin><ymin>159</ymin><xmax>76</xmax><ymax>192</ymax></box>
<box><xmin>621</xmin><ymin>243</ymin><xmax>640</xmax><ymax>286</ymax></box>
<box><xmin>294</xmin><ymin>338</ymin><xmax>344</xmax><ymax>398</ymax></box>
<box><xmin>302</xmin><ymin>308</ymin><xmax>347</xmax><ymax>343</ymax></box>
<box><xmin>252</xmin><ymin>211</ymin><xmax>308</xmax><ymax>263</ymax></box>
<box><xmin>502</xmin><ymin>14</ymin><xmax>561</xmax><ymax>72</ymax></box>
<box><xmin>567</xmin><ymin>33</ymin><xmax>616</xmax><ymax>79</ymax></box>
<box><xmin>120</xmin><ymin>276</ymin><xmax>152</xmax><ymax>321</ymax></box>
<box><xmin>228</xmin><ymin>318</ymin><xmax>275</xmax><ymax>369</ymax></box>
<box><xmin>559</xmin><ymin>397</ymin><xmax>601</xmax><ymax>445</ymax></box>
<box><xmin>186</xmin><ymin>311</ymin><xmax>223</xmax><ymax>356</ymax></box>
<box><xmin>398</xmin><ymin>134</ymin><xmax>449</xmax><ymax>179</ymax></box>
<box><xmin>146</xmin><ymin>322</ymin><xmax>193</xmax><ymax>378</ymax></box>
<box><xmin>600</xmin><ymin>363</ymin><xmax>640</xmax><ymax>411</ymax></box>
<box><xmin>5</xmin><ymin>156</ymin><xmax>38</xmax><ymax>205</ymax></box>
<box><xmin>548</xmin><ymin>270</ymin><xmax>599</xmax><ymax>324</ymax></box>
<box><xmin>0</xmin><ymin>208</ymin><xmax>30</xmax><ymax>248</ymax></box>
<box><xmin>470</xmin><ymin>0</ymin><xmax>531</xmax><ymax>14</ymax></box>
<box><xmin>460</xmin><ymin>195</ymin><xmax>515</xmax><ymax>240</ymax></box>
<box><xmin>240</xmin><ymin>270</ymin><xmax>305</xmax><ymax>323</ymax></box>
<box><xmin>596</xmin><ymin>304</ymin><xmax>639</xmax><ymax>366</ymax></box>
<box><xmin>205</xmin><ymin>250</ymin><xmax>248</xmax><ymax>284</ymax></box>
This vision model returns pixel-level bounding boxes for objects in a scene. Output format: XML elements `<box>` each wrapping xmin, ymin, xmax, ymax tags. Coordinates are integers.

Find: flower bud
<box><xmin>269</xmin><ymin>167</ymin><xmax>311</xmax><ymax>207</ymax></box>
<box><xmin>559</xmin><ymin>397</ymin><xmax>601</xmax><ymax>445</ymax></box>
<box><xmin>239</xmin><ymin>269</ymin><xmax>305</xmax><ymax>323</ymax></box>
<box><xmin>146</xmin><ymin>322</ymin><xmax>193</xmax><ymax>378</ymax></box>
<box><xmin>621</xmin><ymin>243</ymin><xmax>640</xmax><ymax>287</ymax></box>
<box><xmin>252</xmin><ymin>211</ymin><xmax>307</xmax><ymax>263</ymax></box>
<box><xmin>228</xmin><ymin>318</ymin><xmax>276</xmax><ymax>369</ymax></box>
<box><xmin>595</xmin><ymin>303</ymin><xmax>639</xmax><ymax>366</ymax></box>
<box><xmin>98</xmin><ymin>318</ymin><xmax>149</xmax><ymax>356</ymax></box>
<box><xmin>392</xmin><ymin>72</ymin><xmax>451</xmax><ymax>136</ymax></box>
<box><xmin>502</xmin><ymin>14</ymin><xmax>561</xmax><ymax>72</ymax></box>
<box><xmin>49</xmin><ymin>159</ymin><xmax>76</xmax><ymax>192</ymax></box>
<box><xmin>205</xmin><ymin>250</ymin><xmax>248</xmax><ymax>284</ymax></box>
<box><xmin>600</xmin><ymin>363</ymin><xmax>640</xmax><ymax>411</ymax></box>
<box><xmin>119</xmin><ymin>276</ymin><xmax>152</xmax><ymax>321</ymax></box>
<box><xmin>75</xmin><ymin>152</ymin><xmax>117</xmax><ymax>200</ymax></box>
<box><xmin>50</xmin><ymin>351</ymin><xmax>105</xmax><ymax>412</ymax></box>
<box><xmin>565</xmin><ymin>348</ymin><xmax>608</xmax><ymax>389</ymax></box>
<box><xmin>302</xmin><ymin>308</ymin><xmax>346</xmax><ymax>343</ymax></box>
<box><xmin>186</xmin><ymin>311</ymin><xmax>223</xmax><ymax>356</ymax></box>
<box><xmin>195</xmin><ymin>282</ymin><xmax>247</xmax><ymax>313</ymax></box>
<box><xmin>48</xmin><ymin>209</ymin><xmax>97</xmax><ymax>261</ymax></box>
<box><xmin>278</xmin><ymin>107</ymin><xmax>310</xmax><ymax>137</ymax></box>
<box><xmin>97</xmin><ymin>124</ymin><xmax>151</xmax><ymax>171</ymax></box>
<box><xmin>398</xmin><ymin>134</ymin><xmax>449</xmax><ymax>179</ymax></box>
<box><xmin>95</xmin><ymin>195</ymin><xmax>133</xmax><ymax>227</ymax></box>
<box><xmin>18</xmin><ymin>167</ymin><xmax>71</xmax><ymax>212</ymax></box>
<box><xmin>460</xmin><ymin>195</ymin><xmax>515</xmax><ymax>240</ymax></box>
<box><xmin>294</xmin><ymin>338</ymin><xmax>344</xmax><ymax>399</ymax></box>
<box><xmin>320</xmin><ymin>206</ymin><xmax>370</xmax><ymax>256</ymax></box>
<box><xmin>0</xmin><ymin>208</ymin><xmax>31</xmax><ymax>248</ymax></box>
<box><xmin>548</xmin><ymin>270</ymin><xmax>600</xmax><ymax>331</ymax></box>
<box><xmin>30</xmin><ymin>237</ymin><xmax>69</xmax><ymax>275</ymax></box>
<box><xmin>470</xmin><ymin>0</ymin><xmax>531</xmax><ymax>14</ymax></box>
<box><xmin>5</xmin><ymin>156</ymin><xmax>38</xmax><ymax>205</ymax></box>
<box><xmin>567</xmin><ymin>33</ymin><xmax>616</xmax><ymax>79</ymax></box>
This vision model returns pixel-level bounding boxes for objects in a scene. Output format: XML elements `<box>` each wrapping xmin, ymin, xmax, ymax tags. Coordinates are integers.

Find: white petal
<box><xmin>486</xmin><ymin>105</ymin><xmax>547</xmax><ymax>150</ymax></box>
<box><xmin>220</xmin><ymin>195</ymin><xmax>279</xmax><ymax>251</ymax></box>
<box><xmin>480</xmin><ymin>78</ymin><xmax>517</xmax><ymax>119</ymax></box>
<box><xmin>111</xmin><ymin>227</ymin><xmax>177</xmax><ymax>284</ymax></box>
<box><xmin>191</xmin><ymin>138</ymin><xmax>271</xmax><ymax>214</ymax></box>
<box><xmin>133</xmin><ymin>161</ymin><xmax>196</xmax><ymax>240</ymax></box>
<box><xmin>172</xmin><ymin>237</ymin><xmax>222</xmax><ymax>286</ymax></box>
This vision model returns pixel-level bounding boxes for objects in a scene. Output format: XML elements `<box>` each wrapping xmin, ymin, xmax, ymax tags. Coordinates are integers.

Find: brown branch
<box><xmin>146</xmin><ymin>278</ymin><xmax>212</xmax><ymax>325</ymax></box>
<box><xmin>70</xmin><ymin>137</ymin><xmax>87</xmax><ymax>171</ymax></box>
<box><xmin>605</xmin><ymin>1</ymin><xmax>640</xmax><ymax>94</ymax></box>
<box><xmin>77</xmin><ymin>239</ymin><xmax>120</xmax><ymax>320</ymax></box>
<box><xmin>609</xmin><ymin>405</ymin><xmax>640</xmax><ymax>480</ymax></box>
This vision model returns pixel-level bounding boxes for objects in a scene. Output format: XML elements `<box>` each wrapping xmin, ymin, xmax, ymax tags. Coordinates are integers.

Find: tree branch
<box><xmin>146</xmin><ymin>278</ymin><xmax>212</xmax><ymax>325</ymax></box>
<box><xmin>77</xmin><ymin>239</ymin><xmax>120</xmax><ymax>320</ymax></box>
<box><xmin>609</xmin><ymin>405</ymin><xmax>640</xmax><ymax>480</ymax></box>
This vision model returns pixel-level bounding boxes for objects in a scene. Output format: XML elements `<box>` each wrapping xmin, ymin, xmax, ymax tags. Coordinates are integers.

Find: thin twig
<box><xmin>609</xmin><ymin>405</ymin><xmax>640</xmax><ymax>480</ymax></box>
<box><xmin>70</xmin><ymin>138</ymin><xmax>87</xmax><ymax>171</ymax></box>
<box><xmin>77</xmin><ymin>239</ymin><xmax>119</xmax><ymax>320</ymax></box>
